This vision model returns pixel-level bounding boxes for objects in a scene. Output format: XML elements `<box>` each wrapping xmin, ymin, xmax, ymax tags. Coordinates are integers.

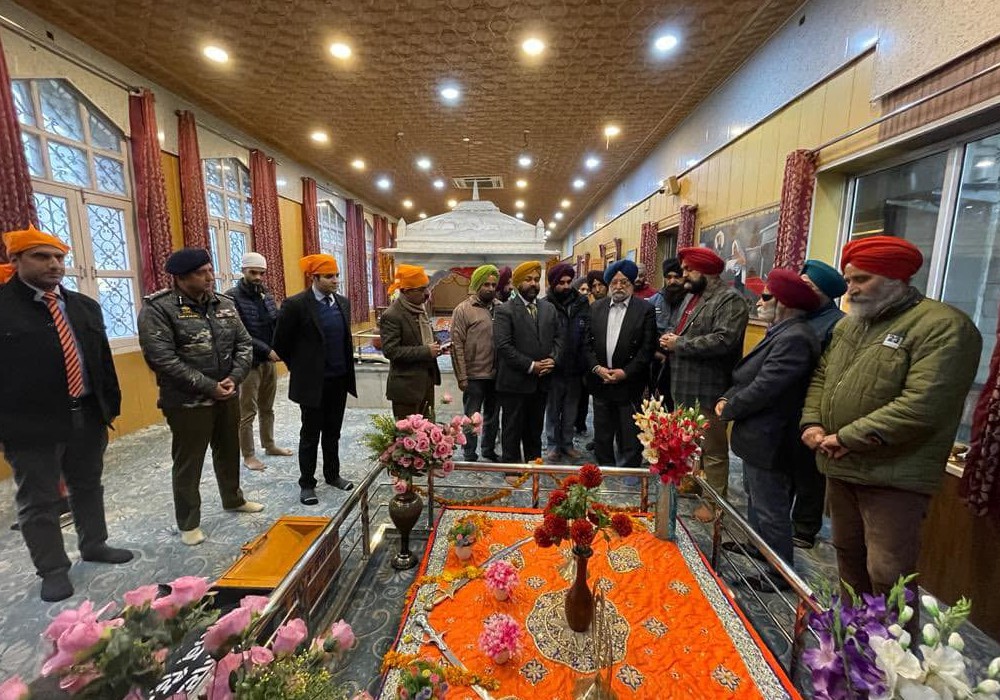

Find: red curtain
<box><xmin>345</xmin><ymin>199</ymin><xmax>369</xmax><ymax>320</ymax></box>
<box><xmin>301</xmin><ymin>177</ymin><xmax>319</xmax><ymax>288</ymax></box>
<box><xmin>678</xmin><ymin>204</ymin><xmax>698</xmax><ymax>249</ymax></box>
<box><xmin>0</xmin><ymin>35</ymin><xmax>38</xmax><ymax>259</ymax></box>
<box><xmin>961</xmin><ymin>333</ymin><xmax>1000</xmax><ymax>522</ymax></box>
<box><xmin>250</xmin><ymin>150</ymin><xmax>286</xmax><ymax>302</ymax></box>
<box><xmin>177</xmin><ymin>111</ymin><xmax>209</xmax><ymax>249</ymax></box>
<box><xmin>373</xmin><ymin>214</ymin><xmax>391</xmax><ymax>308</ymax></box>
<box><xmin>639</xmin><ymin>221</ymin><xmax>658</xmax><ymax>271</ymax></box>
<box><xmin>773</xmin><ymin>149</ymin><xmax>819</xmax><ymax>270</ymax></box>
<box><xmin>128</xmin><ymin>89</ymin><xmax>173</xmax><ymax>293</ymax></box>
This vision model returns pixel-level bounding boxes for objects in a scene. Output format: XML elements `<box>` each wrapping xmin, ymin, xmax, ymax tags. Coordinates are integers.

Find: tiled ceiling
<box><xmin>13</xmin><ymin>0</ymin><xmax>804</xmax><ymax>236</ymax></box>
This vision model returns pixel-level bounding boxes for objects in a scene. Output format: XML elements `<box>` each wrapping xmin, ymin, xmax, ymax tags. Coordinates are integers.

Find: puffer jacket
<box><xmin>138</xmin><ymin>289</ymin><xmax>253</xmax><ymax>408</ymax></box>
<box><xmin>450</xmin><ymin>295</ymin><xmax>498</xmax><ymax>383</ymax></box>
<box><xmin>546</xmin><ymin>289</ymin><xmax>590</xmax><ymax>376</ymax></box>
<box><xmin>224</xmin><ymin>279</ymin><xmax>279</xmax><ymax>366</ymax></box>
<box><xmin>801</xmin><ymin>289</ymin><xmax>982</xmax><ymax>494</ymax></box>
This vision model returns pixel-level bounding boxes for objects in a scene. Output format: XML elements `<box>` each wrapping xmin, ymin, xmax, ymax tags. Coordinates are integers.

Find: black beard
<box><xmin>478</xmin><ymin>290</ymin><xmax>496</xmax><ymax>304</ymax></box>
<box><xmin>685</xmin><ymin>276</ymin><xmax>708</xmax><ymax>294</ymax></box>
<box><xmin>663</xmin><ymin>285</ymin><xmax>687</xmax><ymax>304</ymax></box>
<box><xmin>520</xmin><ymin>286</ymin><xmax>539</xmax><ymax>302</ymax></box>
<box><xmin>552</xmin><ymin>288</ymin><xmax>573</xmax><ymax>304</ymax></box>
<box><xmin>497</xmin><ymin>289</ymin><xmax>511</xmax><ymax>302</ymax></box>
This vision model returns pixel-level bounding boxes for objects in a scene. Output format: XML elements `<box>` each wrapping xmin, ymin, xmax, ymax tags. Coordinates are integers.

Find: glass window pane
<box><xmin>12</xmin><ymin>80</ymin><xmax>35</xmax><ymax>126</ymax></box>
<box><xmin>204</xmin><ymin>160</ymin><xmax>222</xmax><ymax>188</ymax></box>
<box><xmin>86</xmin><ymin>204</ymin><xmax>129</xmax><ymax>270</ymax></box>
<box><xmin>94</xmin><ymin>156</ymin><xmax>127</xmax><ymax>195</ymax></box>
<box><xmin>96</xmin><ymin>277</ymin><xmax>137</xmax><ymax>338</ymax></box>
<box><xmin>241</xmin><ymin>170</ymin><xmax>251</xmax><ymax>197</ymax></box>
<box><xmin>88</xmin><ymin>112</ymin><xmax>121</xmax><ymax>153</ymax></box>
<box><xmin>849</xmin><ymin>151</ymin><xmax>948</xmax><ymax>293</ymax></box>
<box><xmin>243</xmin><ymin>201</ymin><xmax>253</xmax><ymax>225</ymax></box>
<box><xmin>941</xmin><ymin>133</ymin><xmax>1000</xmax><ymax>443</ymax></box>
<box><xmin>61</xmin><ymin>276</ymin><xmax>79</xmax><ymax>292</ymax></box>
<box><xmin>21</xmin><ymin>132</ymin><xmax>44</xmax><ymax>177</ymax></box>
<box><xmin>226</xmin><ymin>196</ymin><xmax>242</xmax><ymax>223</ymax></box>
<box><xmin>228</xmin><ymin>230</ymin><xmax>247</xmax><ymax>277</ymax></box>
<box><xmin>208</xmin><ymin>226</ymin><xmax>222</xmax><ymax>290</ymax></box>
<box><xmin>224</xmin><ymin>161</ymin><xmax>239</xmax><ymax>193</ymax></box>
<box><xmin>207</xmin><ymin>190</ymin><xmax>225</xmax><ymax>218</ymax></box>
<box><xmin>38</xmin><ymin>80</ymin><xmax>84</xmax><ymax>142</ymax></box>
<box><xmin>33</xmin><ymin>193</ymin><xmax>75</xmax><ymax>268</ymax></box>
<box><xmin>47</xmin><ymin>141</ymin><xmax>91</xmax><ymax>187</ymax></box>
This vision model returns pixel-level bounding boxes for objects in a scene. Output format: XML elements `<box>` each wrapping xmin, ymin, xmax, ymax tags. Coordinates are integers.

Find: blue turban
<box><xmin>802</xmin><ymin>259</ymin><xmax>847</xmax><ymax>299</ymax></box>
<box><xmin>604</xmin><ymin>259</ymin><xmax>638</xmax><ymax>285</ymax></box>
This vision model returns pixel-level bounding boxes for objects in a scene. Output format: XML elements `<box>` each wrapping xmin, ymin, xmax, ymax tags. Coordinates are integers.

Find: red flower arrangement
<box><xmin>634</xmin><ymin>397</ymin><xmax>709</xmax><ymax>484</ymax></box>
<box><xmin>533</xmin><ymin>464</ymin><xmax>633</xmax><ymax>554</ymax></box>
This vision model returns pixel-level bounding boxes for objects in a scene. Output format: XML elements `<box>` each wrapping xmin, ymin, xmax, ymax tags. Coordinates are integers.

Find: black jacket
<box><xmin>493</xmin><ymin>295</ymin><xmax>563</xmax><ymax>394</ymax></box>
<box><xmin>225</xmin><ymin>279</ymin><xmax>279</xmax><ymax>366</ymax></box>
<box><xmin>720</xmin><ymin>316</ymin><xmax>820</xmax><ymax>470</ymax></box>
<box><xmin>0</xmin><ymin>276</ymin><xmax>121</xmax><ymax>443</ymax></box>
<box><xmin>584</xmin><ymin>296</ymin><xmax>657</xmax><ymax>402</ymax></box>
<box><xmin>272</xmin><ymin>289</ymin><xmax>357</xmax><ymax>407</ymax></box>
<box><xmin>380</xmin><ymin>298</ymin><xmax>441</xmax><ymax>404</ymax></box>
<box><xmin>546</xmin><ymin>289</ymin><xmax>590</xmax><ymax>376</ymax></box>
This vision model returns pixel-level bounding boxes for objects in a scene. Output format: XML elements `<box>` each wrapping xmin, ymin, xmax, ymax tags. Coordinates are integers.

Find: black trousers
<box><xmin>497</xmin><ymin>390</ymin><xmax>546</xmax><ymax>464</ymax></box>
<box><xmin>5</xmin><ymin>398</ymin><xmax>109</xmax><ymax>577</ymax></box>
<box><xmin>593</xmin><ymin>393</ymin><xmax>643</xmax><ymax>468</ymax></box>
<box><xmin>792</xmin><ymin>451</ymin><xmax>827</xmax><ymax>540</ymax></box>
<box><xmin>574</xmin><ymin>377</ymin><xmax>590</xmax><ymax>432</ymax></box>
<box><xmin>299</xmin><ymin>375</ymin><xmax>349</xmax><ymax>489</ymax></box>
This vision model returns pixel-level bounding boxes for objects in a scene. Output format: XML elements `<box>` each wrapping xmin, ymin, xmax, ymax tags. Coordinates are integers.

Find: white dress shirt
<box><xmin>605</xmin><ymin>296</ymin><xmax>630</xmax><ymax>369</ymax></box>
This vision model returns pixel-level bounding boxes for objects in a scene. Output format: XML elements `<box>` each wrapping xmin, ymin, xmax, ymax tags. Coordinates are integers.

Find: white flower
<box><xmin>975</xmin><ymin>678</ymin><xmax>1000</xmax><ymax>696</ymax></box>
<box><xmin>900</xmin><ymin>605</ymin><xmax>915</xmax><ymax>624</ymax></box>
<box><xmin>923</xmin><ymin>624</ymin><xmax>940</xmax><ymax>646</ymax></box>
<box><xmin>922</xmin><ymin>595</ymin><xmax>941</xmax><ymax>616</ymax></box>
<box><xmin>889</xmin><ymin>624</ymin><xmax>905</xmax><ymax>638</ymax></box>
<box><xmin>873</xmin><ymin>635</ymin><xmax>924</xmax><ymax>699</ymax></box>
<box><xmin>947</xmin><ymin>632</ymin><xmax>965</xmax><ymax>652</ymax></box>
<box><xmin>920</xmin><ymin>643</ymin><xmax>973</xmax><ymax>699</ymax></box>
<box><xmin>897</xmin><ymin>679</ymin><xmax>943</xmax><ymax>700</ymax></box>
<box><xmin>989</xmin><ymin>658</ymin><xmax>1000</xmax><ymax>679</ymax></box>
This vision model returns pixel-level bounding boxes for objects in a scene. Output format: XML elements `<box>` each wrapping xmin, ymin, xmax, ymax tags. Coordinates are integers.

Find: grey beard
<box><xmin>847</xmin><ymin>284</ymin><xmax>907</xmax><ymax>320</ymax></box>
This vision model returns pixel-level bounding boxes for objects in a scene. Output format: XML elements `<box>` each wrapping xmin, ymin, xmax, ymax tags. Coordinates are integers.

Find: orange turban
<box><xmin>388</xmin><ymin>264</ymin><xmax>430</xmax><ymax>295</ymax></box>
<box><xmin>3</xmin><ymin>224</ymin><xmax>70</xmax><ymax>256</ymax></box>
<box><xmin>841</xmin><ymin>235</ymin><xmax>923</xmax><ymax>281</ymax></box>
<box><xmin>511</xmin><ymin>261</ymin><xmax>542</xmax><ymax>286</ymax></box>
<box><xmin>0</xmin><ymin>263</ymin><xmax>14</xmax><ymax>285</ymax></box>
<box><xmin>299</xmin><ymin>254</ymin><xmax>339</xmax><ymax>276</ymax></box>
<box><xmin>678</xmin><ymin>247</ymin><xmax>725</xmax><ymax>275</ymax></box>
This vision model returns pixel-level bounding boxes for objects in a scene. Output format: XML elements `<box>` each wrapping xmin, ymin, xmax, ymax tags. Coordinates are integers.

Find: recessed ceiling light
<box><xmin>515</xmin><ymin>212</ymin><xmax>524</xmax><ymax>219</ymax></box>
<box><xmin>518</xmin><ymin>154</ymin><xmax>533</xmax><ymax>168</ymax></box>
<box><xmin>515</xmin><ymin>179</ymin><xmax>527</xmax><ymax>189</ymax></box>
<box><xmin>654</xmin><ymin>34</ymin><xmax>679</xmax><ymax>52</ymax></box>
<box><xmin>554</xmin><ymin>212</ymin><xmax>564</xmax><ymax>220</ymax></box>
<box><xmin>561</xmin><ymin>199</ymin><xmax>571</xmax><ymax>209</ymax></box>
<box><xmin>418</xmin><ymin>212</ymin><xmax>427</xmax><ymax>219</ymax></box>
<box><xmin>603</xmin><ymin>125</ymin><xmax>621</xmax><ymax>138</ymax></box>
<box><xmin>573</xmin><ymin>179</ymin><xmax>586</xmax><ymax>189</ymax></box>
<box><xmin>433</xmin><ymin>179</ymin><xmax>445</xmax><ymax>189</ymax></box>
<box><xmin>377</xmin><ymin>177</ymin><xmax>392</xmax><ymax>190</ymax></box>
<box><xmin>329</xmin><ymin>42</ymin><xmax>352</xmax><ymax>59</ymax></box>
<box><xmin>447</xmin><ymin>198</ymin><xmax>458</xmax><ymax>208</ymax></box>
<box><xmin>351</xmin><ymin>158</ymin><xmax>366</xmax><ymax>170</ymax></box>
<box><xmin>202</xmin><ymin>45</ymin><xmax>229</xmax><ymax>63</ymax></box>
<box><xmin>975</xmin><ymin>158</ymin><xmax>996</xmax><ymax>168</ymax></box>
<box><xmin>276</xmin><ymin>178</ymin><xmax>287</xmax><ymax>187</ymax></box>
<box><xmin>416</xmin><ymin>157</ymin><xmax>432</xmax><ymax>170</ymax></box>
<box><xmin>522</xmin><ymin>37</ymin><xmax>545</xmax><ymax>56</ymax></box>
<box><xmin>548</xmin><ymin>222</ymin><xmax>556</xmax><ymax>229</ymax></box>
<box><xmin>515</xmin><ymin>200</ymin><xmax>525</xmax><ymax>209</ymax></box>
<box><xmin>439</xmin><ymin>85</ymin><xmax>461</xmax><ymax>102</ymax></box>
<box><xmin>311</xmin><ymin>131</ymin><xmax>330</xmax><ymax>144</ymax></box>
<box><xmin>585</xmin><ymin>156</ymin><xmax>601</xmax><ymax>169</ymax></box>
<box><xmin>402</xmin><ymin>199</ymin><xmax>413</xmax><ymax>209</ymax></box>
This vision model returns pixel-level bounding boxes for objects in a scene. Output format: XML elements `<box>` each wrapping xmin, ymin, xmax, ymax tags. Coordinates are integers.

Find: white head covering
<box><xmin>241</xmin><ymin>252</ymin><xmax>267</xmax><ymax>270</ymax></box>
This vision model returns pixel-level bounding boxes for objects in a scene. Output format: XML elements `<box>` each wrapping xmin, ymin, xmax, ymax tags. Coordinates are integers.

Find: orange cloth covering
<box><xmin>2</xmin><ymin>224</ymin><xmax>70</xmax><ymax>255</ymax></box>
<box><xmin>0</xmin><ymin>263</ymin><xmax>13</xmax><ymax>285</ymax></box>
<box><xmin>391</xmin><ymin>507</ymin><xmax>800</xmax><ymax>700</ymax></box>
<box><xmin>388</xmin><ymin>264</ymin><xmax>430</xmax><ymax>295</ymax></box>
<box><xmin>299</xmin><ymin>253</ymin><xmax>339</xmax><ymax>276</ymax></box>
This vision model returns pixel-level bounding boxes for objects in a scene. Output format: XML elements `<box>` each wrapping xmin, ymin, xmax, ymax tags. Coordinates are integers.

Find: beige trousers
<box><xmin>238</xmin><ymin>362</ymin><xmax>278</xmax><ymax>458</ymax></box>
<box><xmin>700</xmin><ymin>414</ymin><xmax>730</xmax><ymax>498</ymax></box>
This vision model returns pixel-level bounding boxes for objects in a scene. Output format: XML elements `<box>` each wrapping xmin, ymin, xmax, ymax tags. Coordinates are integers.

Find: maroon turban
<box><xmin>766</xmin><ymin>268</ymin><xmax>821</xmax><ymax>312</ymax></box>
<box><xmin>678</xmin><ymin>247</ymin><xmax>725</xmax><ymax>275</ymax></box>
<box><xmin>841</xmin><ymin>235</ymin><xmax>923</xmax><ymax>281</ymax></box>
<box><xmin>547</xmin><ymin>262</ymin><xmax>575</xmax><ymax>287</ymax></box>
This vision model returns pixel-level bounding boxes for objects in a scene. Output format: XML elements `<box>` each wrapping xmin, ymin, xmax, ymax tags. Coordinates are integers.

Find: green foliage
<box><xmin>235</xmin><ymin>655</ymin><xmax>348</xmax><ymax>700</ymax></box>
<box><xmin>362</xmin><ymin>413</ymin><xmax>398</xmax><ymax>464</ymax></box>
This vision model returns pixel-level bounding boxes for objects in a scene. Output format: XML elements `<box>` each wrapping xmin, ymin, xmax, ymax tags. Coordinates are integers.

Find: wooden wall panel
<box><xmin>278</xmin><ymin>196</ymin><xmax>304</xmax><ymax>298</ymax></box>
<box><xmin>161</xmin><ymin>152</ymin><xmax>184</xmax><ymax>251</ymax></box>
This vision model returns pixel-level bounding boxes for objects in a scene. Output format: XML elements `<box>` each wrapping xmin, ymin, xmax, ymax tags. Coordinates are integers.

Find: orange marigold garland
<box><xmin>381</xmin><ymin>651</ymin><xmax>501</xmax><ymax>691</ymax></box>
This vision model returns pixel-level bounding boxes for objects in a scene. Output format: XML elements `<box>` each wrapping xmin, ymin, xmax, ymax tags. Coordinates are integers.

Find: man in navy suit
<box><xmin>585</xmin><ymin>260</ymin><xmax>657</xmax><ymax>468</ymax></box>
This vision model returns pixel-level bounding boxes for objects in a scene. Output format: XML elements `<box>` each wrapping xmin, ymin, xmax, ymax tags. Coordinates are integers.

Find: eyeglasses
<box><xmin>608</xmin><ymin>278</ymin><xmax>633</xmax><ymax>288</ymax></box>
<box><xmin>760</xmin><ymin>293</ymin><xmax>774</xmax><ymax>301</ymax></box>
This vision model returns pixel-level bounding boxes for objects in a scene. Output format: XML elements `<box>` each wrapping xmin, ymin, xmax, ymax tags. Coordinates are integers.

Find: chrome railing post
<box><xmin>427</xmin><ymin>468</ymin><xmax>436</xmax><ymax>529</ymax></box>
<box><xmin>360</xmin><ymin>484</ymin><xmax>371</xmax><ymax>558</ymax></box>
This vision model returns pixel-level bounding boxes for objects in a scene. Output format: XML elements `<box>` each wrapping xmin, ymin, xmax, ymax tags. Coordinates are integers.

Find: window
<box><xmin>317</xmin><ymin>201</ymin><xmax>347</xmax><ymax>287</ymax></box>
<box><xmin>203</xmin><ymin>158</ymin><xmax>252</xmax><ymax>291</ymax></box>
<box><xmin>845</xmin><ymin>127</ymin><xmax>1000</xmax><ymax>442</ymax></box>
<box><xmin>364</xmin><ymin>220</ymin><xmax>375</xmax><ymax>309</ymax></box>
<box><xmin>14</xmin><ymin>79</ymin><xmax>140</xmax><ymax>347</ymax></box>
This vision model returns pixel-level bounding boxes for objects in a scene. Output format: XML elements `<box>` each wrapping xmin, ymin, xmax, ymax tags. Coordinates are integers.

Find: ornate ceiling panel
<box><xmin>12</xmin><ymin>0</ymin><xmax>804</xmax><ymax>234</ymax></box>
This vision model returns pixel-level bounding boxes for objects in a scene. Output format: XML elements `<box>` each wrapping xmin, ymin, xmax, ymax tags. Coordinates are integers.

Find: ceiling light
<box><xmin>418</xmin><ymin>211</ymin><xmax>427</xmax><ymax>219</ymax></box>
<box><xmin>351</xmin><ymin>158</ymin><xmax>366</xmax><ymax>170</ymax></box>
<box><xmin>975</xmin><ymin>158</ymin><xmax>996</xmax><ymax>168</ymax></box>
<box><xmin>548</xmin><ymin>222</ymin><xmax>556</xmax><ymax>229</ymax></box>
<box><xmin>585</xmin><ymin>156</ymin><xmax>601</xmax><ymax>169</ymax></box>
<box><xmin>603</xmin><ymin>125</ymin><xmax>620</xmax><ymax>138</ymax></box>
<box><xmin>515</xmin><ymin>179</ymin><xmax>527</xmax><ymax>189</ymax></box>
<box><xmin>311</xmin><ymin>131</ymin><xmax>330</xmax><ymax>144</ymax></box>
<box><xmin>439</xmin><ymin>85</ymin><xmax>461</xmax><ymax>102</ymax></box>
<box><xmin>416</xmin><ymin>157</ymin><xmax>432</xmax><ymax>170</ymax></box>
<box><xmin>522</xmin><ymin>37</ymin><xmax>545</xmax><ymax>56</ymax></box>
<box><xmin>573</xmin><ymin>179</ymin><xmax>586</xmax><ymax>189</ymax></box>
<box><xmin>654</xmin><ymin>34</ymin><xmax>679</xmax><ymax>52</ymax></box>
<box><xmin>377</xmin><ymin>177</ymin><xmax>392</xmax><ymax>190</ymax></box>
<box><xmin>554</xmin><ymin>211</ymin><xmax>564</xmax><ymax>220</ymax></box>
<box><xmin>447</xmin><ymin>198</ymin><xmax>457</xmax><ymax>208</ymax></box>
<box><xmin>276</xmin><ymin>178</ymin><xmax>287</xmax><ymax>187</ymax></box>
<box><xmin>329</xmin><ymin>42</ymin><xmax>352</xmax><ymax>59</ymax></box>
<box><xmin>518</xmin><ymin>154</ymin><xmax>533</xmax><ymax>168</ymax></box>
<box><xmin>544</xmin><ymin>231</ymin><xmax>551</xmax><ymax>238</ymax></box>
<box><xmin>515</xmin><ymin>200</ymin><xmax>525</xmax><ymax>209</ymax></box>
<box><xmin>402</xmin><ymin>199</ymin><xmax>413</xmax><ymax>209</ymax></box>
<box><xmin>433</xmin><ymin>179</ymin><xmax>445</xmax><ymax>189</ymax></box>
<box><xmin>202</xmin><ymin>45</ymin><xmax>229</xmax><ymax>63</ymax></box>
<box><xmin>515</xmin><ymin>212</ymin><xmax>524</xmax><ymax>219</ymax></box>
<box><xmin>561</xmin><ymin>199</ymin><xmax>571</xmax><ymax>209</ymax></box>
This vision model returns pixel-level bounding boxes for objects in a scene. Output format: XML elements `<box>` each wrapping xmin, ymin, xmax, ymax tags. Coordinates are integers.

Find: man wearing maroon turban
<box><xmin>801</xmin><ymin>235</ymin><xmax>982</xmax><ymax>604</ymax></box>
<box><xmin>660</xmin><ymin>246</ymin><xmax>750</xmax><ymax>521</ymax></box>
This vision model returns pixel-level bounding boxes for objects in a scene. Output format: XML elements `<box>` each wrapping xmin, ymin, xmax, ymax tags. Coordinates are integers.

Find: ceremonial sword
<box><xmin>424</xmin><ymin>535</ymin><xmax>533</xmax><ymax>610</ymax></box>
<box><xmin>411</xmin><ymin>613</ymin><xmax>495</xmax><ymax>700</ymax></box>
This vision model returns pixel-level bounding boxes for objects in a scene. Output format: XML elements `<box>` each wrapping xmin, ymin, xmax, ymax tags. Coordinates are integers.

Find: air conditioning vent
<box><xmin>452</xmin><ymin>175</ymin><xmax>504</xmax><ymax>189</ymax></box>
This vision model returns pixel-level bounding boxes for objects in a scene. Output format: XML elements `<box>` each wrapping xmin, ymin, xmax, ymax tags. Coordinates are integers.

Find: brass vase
<box><xmin>564</xmin><ymin>545</ymin><xmax>594</xmax><ymax>632</ymax></box>
<box><xmin>389</xmin><ymin>485</ymin><xmax>423</xmax><ymax>570</ymax></box>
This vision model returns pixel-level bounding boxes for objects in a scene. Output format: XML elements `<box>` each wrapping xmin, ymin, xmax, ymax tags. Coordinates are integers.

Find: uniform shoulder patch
<box><xmin>143</xmin><ymin>288</ymin><xmax>171</xmax><ymax>302</ymax></box>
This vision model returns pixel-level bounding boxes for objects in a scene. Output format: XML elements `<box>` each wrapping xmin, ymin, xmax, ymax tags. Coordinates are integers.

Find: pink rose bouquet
<box><xmin>477</xmin><ymin>613</ymin><xmax>522</xmax><ymax>664</ymax></box>
<box><xmin>483</xmin><ymin>560</ymin><xmax>519</xmax><ymax>601</ymax></box>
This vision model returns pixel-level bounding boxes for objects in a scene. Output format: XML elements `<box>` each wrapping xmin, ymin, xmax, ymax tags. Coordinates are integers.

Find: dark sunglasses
<box><xmin>760</xmin><ymin>293</ymin><xmax>774</xmax><ymax>301</ymax></box>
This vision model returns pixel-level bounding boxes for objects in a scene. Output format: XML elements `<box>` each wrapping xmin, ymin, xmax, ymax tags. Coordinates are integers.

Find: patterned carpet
<box><xmin>0</xmin><ymin>374</ymin><xmax>996</xmax><ymax>696</ymax></box>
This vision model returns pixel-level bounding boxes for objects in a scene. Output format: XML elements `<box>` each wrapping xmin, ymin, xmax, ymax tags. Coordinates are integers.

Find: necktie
<box><xmin>43</xmin><ymin>291</ymin><xmax>84</xmax><ymax>398</ymax></box>
<box><xmin>323</xmin><ymin>296</ymin><xmax>332</xmax><ymax>306</ymax></box>
<box><xmin>527</xmin><ymin>302</ymin><xmax>537</xmax><ymax>320</ymax></box>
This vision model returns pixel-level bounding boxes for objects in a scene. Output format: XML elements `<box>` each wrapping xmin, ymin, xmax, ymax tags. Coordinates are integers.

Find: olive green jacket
<box><xmin>800</xmin><ymin>290</ymin><xmax>982</xmax><ymax>494</ymax></box>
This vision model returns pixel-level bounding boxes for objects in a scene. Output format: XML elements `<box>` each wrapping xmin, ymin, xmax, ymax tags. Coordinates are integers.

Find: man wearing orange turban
<box><xmin>0</xmin><ymin>225</ymin><xmax>132</xmax><ymax>601</ymax></box>
<box><xmin>801</xmin><ymin>234</ymin><xmax>982</xmax><ymax>603</ymax></box>
<box><xmin>273</xmin><ymin>254</ymin><xmax>357</xmax><ymax>505</ymax></box>
<box><xmin>660</xmin><ymin>246</ymin><xmax>750</xmax><ymax>521</ymax></box>
<box><xmin>381</xmin><ymin>263</ymin><xmax>442</xmax><ymax>422</ymax></box>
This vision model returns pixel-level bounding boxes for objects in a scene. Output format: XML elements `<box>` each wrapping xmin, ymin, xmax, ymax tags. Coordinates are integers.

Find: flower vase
<box><xmin>492</xmin><ymin>588</ymin><xmax>509</xmax><ymax>602</ymax></box>
<box><xmin>654</xmin><ymin>480</ymin><xmax>677</xmax><ymax>542</ymax></box>
<box><xmin>564</xmin><ymin>546</ymin><xmax>594</xmax><ymax>633</ymax></box>
<box><xmin>455</xmin><ymin>544</ymin><xmax>473</xmax><ymax>561</ymax></box>
<box><xmin>389</xmin><ymin>484</ymin><xmax>424</xmax><ymax>570</ymax></box>
<box><xmin>491</xmin><ymin>650</ymin><xmax>511</xmax><ymax>665</ymax></box>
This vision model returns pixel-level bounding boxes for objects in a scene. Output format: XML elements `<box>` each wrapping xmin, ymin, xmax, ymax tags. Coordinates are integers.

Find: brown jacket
<box><xmin>451</xmin><ymin>295</ymin><xmax>499</xmax><ymax>385</ymax></box>
<box><xmin>380</xmin><ymin>298</ymin><xmax>441</xmax><ymax>404</ymax></box>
